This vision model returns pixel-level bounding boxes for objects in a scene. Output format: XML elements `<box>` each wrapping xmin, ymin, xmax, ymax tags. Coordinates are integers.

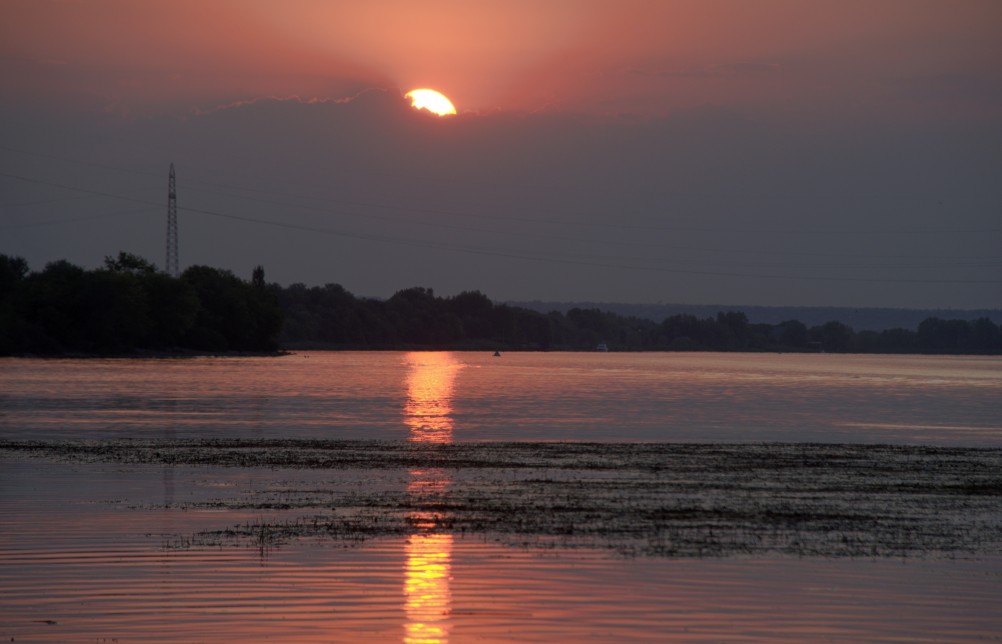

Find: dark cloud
<box><xmin>1</xmin><ymin>90</ymin><xmax>1000</xmax><ymax>309</ymax></box>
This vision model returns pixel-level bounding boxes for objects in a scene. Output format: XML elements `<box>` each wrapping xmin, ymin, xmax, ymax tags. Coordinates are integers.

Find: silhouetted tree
<box><xmin>0</xmin><ymin>255</ymin><xmax>30</xmax><ymax>354</ymax></box>
<box><xmin>878</xmin><ymin>327</ymin><xmax>917</xmax><ymax>353</ymax></box>
<box><xmin>773</xmin><ymin>319</ymin><xmax>807</xmax><ymax>348</ymax></box>
<box><xmin>104</xmin><ymin>252</ymin><xmax>157</xmax><ymax>275</ymax></box>
<box><xmin>182</xmin><ymin>265</ymin><xmax>281</xmax><ymax>351</ymax></box>
<box><xmin>449</xmin><ymin>290</ymin><xmax>494</xmax><ymax>340</ymax></box>
<box><xmin>82</xmin><ymin>267</ymin><xmax>151</xmax><ymax>350</ymax></box>
<box><xmin>7</xmin><ymin>251</ymin><xmax>998</xmax><ymax>356</ymax></box>
<box><xmin>716</xmin><ymin>311</ymin><xmax>749</xmax><ymax>349</ymax></box>
<box><xmin>917</xmin><ymin>317</ymin><xmax>971</xmax><ymax>353</ymax></box>
<box><xmin>810</xmin><ymin>321</ymin><xmax>854</xmax><ymax>353</ymax></box>
<box><xmin>23</xmin><ymin>260</ymin><xmax>89</xmax><ymax>352</ymax></box>
<box><xmin>969</xmin><ymin>317</ymin><xmax>1001</xmax><ymax>354</ymax></box>
<box><xmin>144</xmin><ymin>272</ymin><xmax>199</xmax><ymax>348</ymax></box>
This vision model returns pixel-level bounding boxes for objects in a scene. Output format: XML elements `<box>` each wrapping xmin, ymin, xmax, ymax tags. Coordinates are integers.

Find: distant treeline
<box><xmin>278</xmin><ymin>281</ymin><xmax>1002</xmax><ymax>355</ymax></box>
<box><xmin>0</xmin><ymin>253</ymin><xmax>282</xmax><ymax>355</ymax></box>
<box><xmin>2</xmin><ymin>253</ymin><xmax>1000</xmax><ymax>356</ymax></box>
<box><xmin>511</xmin><ymin>300</ymin><xmax>1002</xmax><ymax>334</ymax></box>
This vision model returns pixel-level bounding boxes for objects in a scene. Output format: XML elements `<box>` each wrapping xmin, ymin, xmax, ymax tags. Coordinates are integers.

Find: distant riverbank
<box><xmin>4</xmin><ymin>253</ymin><xmax>1000</xmax><ymax>357</ymax></box>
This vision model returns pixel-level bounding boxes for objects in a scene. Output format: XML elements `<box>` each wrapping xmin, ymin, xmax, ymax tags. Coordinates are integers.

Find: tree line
<box><xmin>277</xmin><ymin>281</ymin><xmax>1002</xmax><ymax>355</ymax></box>
<box><xmin>2</xmin><ymin>253</ymin><xmax>999</xmax><ymax>355</ymax></box>
<box><xmin>0</xmin><ymin>253</ymin><xmax>282</xmax><ymax>355</ymax></box>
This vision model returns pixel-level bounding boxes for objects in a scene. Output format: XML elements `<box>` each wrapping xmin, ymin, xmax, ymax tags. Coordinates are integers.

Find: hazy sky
<box><xmin>2</xmin><ymin>0</ymin><xmax>1000</xmax><ymax>308</ymax></box>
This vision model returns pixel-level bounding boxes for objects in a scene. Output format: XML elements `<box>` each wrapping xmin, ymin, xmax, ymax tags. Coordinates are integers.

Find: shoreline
<box><xmin>6</xmin><ymin>346</ymin><xmax>1002</xmax><ymax>358</ymax></box>
<box><xmin>3</xmin><ymin>348</ymin><xmax>291</xmax><ymax>359</ymax></box>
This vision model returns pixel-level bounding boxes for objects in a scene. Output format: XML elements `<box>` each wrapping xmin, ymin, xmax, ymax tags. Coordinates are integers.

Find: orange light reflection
<box><xmin>403</xmin><ymin>352</ymin><xmax>461</xmax><ymax>643</ymax></box>
<box><xmin>404</xmin><ymin>533</ymin><xmax>454</xmax><ymax>644</ymax></box>
<box><xmin>403</xmin><ymin>352</ymin><xmax>460</xmax><ymax>444</ymax></box>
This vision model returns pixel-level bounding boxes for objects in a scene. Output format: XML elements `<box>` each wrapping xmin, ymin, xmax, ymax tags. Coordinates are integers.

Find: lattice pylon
<box><xmin>166</xmin><ymin>162</ymin><xmax>179</xmax><ymax>278</ymax></box>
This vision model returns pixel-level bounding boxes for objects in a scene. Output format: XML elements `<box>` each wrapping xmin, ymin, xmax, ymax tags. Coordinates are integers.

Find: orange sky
<box><xmin>3</xmin><ymin>0</ymin><xmax>1000</xmax><ymax>119</ymax></box>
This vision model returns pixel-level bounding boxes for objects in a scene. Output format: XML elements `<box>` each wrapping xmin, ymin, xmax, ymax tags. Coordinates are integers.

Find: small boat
<box><xmin>596</xmin><ymin>342</ymin><xmax>609</xmax><ymax>352</ymax></box>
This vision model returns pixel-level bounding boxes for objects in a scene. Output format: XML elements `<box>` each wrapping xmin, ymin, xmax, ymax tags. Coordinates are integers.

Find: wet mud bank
<box><xmin>4</xmin><ymin>439</ymin><xmax>1001</xmax><ymax>558</ymax></box>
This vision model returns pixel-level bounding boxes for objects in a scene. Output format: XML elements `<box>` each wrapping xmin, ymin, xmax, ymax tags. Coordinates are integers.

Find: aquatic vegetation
<box><xmin>5</xmin><ymin>439</ymin><xmax>1001</xmax><ymax>558</ymax></box>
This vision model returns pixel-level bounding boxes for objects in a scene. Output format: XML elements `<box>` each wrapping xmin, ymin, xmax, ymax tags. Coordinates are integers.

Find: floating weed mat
<box><xmin>4</xmin><ymin>439</ymin><xmax>1002</xmax><ymax>558</ymax></box>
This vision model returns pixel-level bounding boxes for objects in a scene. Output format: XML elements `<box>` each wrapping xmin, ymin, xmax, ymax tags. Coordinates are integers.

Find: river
<box><xmin>1</xmin><ymin>352</ymin><xmax>1000</xmax><ymax>641</ymax></box>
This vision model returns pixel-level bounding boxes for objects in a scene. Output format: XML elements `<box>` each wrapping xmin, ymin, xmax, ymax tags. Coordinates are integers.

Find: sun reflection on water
<box><xmin>403</xmin><ymin>352</ymin><xmax>461</xmax><ymax>444</ymax></box>
<box><xmin>403</xmin><ymin>352</ymin><xmax>460</xmax><ymax>643</ymax></box>
<box><xmin>404</xmin><ymin>532</ymin><xmax>454</xmax><ymax>644</ymax></box>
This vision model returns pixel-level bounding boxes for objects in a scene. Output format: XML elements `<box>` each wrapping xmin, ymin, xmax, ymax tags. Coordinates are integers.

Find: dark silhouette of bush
<box><xmin>0</xmin><ymin>253</ymin><xmax>282</xmax><ymax>355</ymax></box>
<box><xmin>2</xmin><ymin>252</ymin><xmax>997</xmax><ymax>355</ymax></box>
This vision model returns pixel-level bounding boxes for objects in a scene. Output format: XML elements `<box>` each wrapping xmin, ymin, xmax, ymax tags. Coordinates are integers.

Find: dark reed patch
<box><xmin>4</xmin><ymin>439</ymin><xmax>1001</xmax><ymax>558</ymax></box>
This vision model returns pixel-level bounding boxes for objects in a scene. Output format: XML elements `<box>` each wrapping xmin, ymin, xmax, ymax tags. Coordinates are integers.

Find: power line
<box><xmin>2</xmin><ymin>169</ymin><xmax>1000</xmax><ymax>285</ymax></box>
<box><xmin>8</xmin><ymin>162</ymin><xmax>994</xmax><ymax>262</ymax></box>
<box><xmin>0</xmin><ymin>207</ymin><xmax>159</xmax><ymax>230</ymax></box>
<box><xmin>173</xmin><ymin>172</ymin><xmax>1002</xmax><ymax>236</ymax></box>
<box><xmin>3</xmin><ymin>142</ymin><xmax>1000</xmax><ymax>236</ymax></box>
<box><xmin>180</xmin><ymin>182</ymin><xmax>1001</xmax><ymax>263</ymax></box>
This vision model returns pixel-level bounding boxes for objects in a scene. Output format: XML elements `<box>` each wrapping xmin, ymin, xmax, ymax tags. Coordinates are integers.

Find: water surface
<box><xmin>3</xmin><ymin>458</ymin><xmax>1000</xmax><ymax>643</ymax></box>
<box><xmin>2</xmin><ymin>351</ymin><xmax>1001</xmax><ymax>641</ymax></box>
<box><xmin>2</xmin><ymin>351</ymin><xmax>1000</xmax><ymax>444</ymax></box>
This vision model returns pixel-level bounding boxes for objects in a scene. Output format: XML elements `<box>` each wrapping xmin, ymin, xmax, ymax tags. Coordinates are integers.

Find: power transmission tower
<box><xmin>166</xmin><ymin>162</ymin><xmax>179</xmax><ymax>278</ymax></box>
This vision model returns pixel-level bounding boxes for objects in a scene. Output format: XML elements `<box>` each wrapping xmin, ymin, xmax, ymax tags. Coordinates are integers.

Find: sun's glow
<box><xmin>405</xmin><ymin>88</ymin><xmax>457</xmax><ymax>116</ymax></box>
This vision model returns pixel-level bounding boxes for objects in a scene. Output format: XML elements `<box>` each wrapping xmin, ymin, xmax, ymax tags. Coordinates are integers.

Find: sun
<box><xmin>405</xmin><ymin>88</ymin><xmax>457</xmax><ymax>116</ymax></box>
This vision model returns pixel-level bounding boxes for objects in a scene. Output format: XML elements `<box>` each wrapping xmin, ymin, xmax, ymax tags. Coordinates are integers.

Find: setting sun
<box><xmin>405</xmin><ymin>88</ymin><xmax>457</xmax><ymax>116</ymax></box>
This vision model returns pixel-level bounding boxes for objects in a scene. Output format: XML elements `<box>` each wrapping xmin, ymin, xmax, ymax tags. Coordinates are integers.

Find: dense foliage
<box><xmin>276</xmin><ymin>281</ymin><xmax>1002</xmax><ymax>354</ymax></box>
<box><xmin>2</xmin><ymin>253</ymin><xmax>999</xmax><ymax>355</ymax></box>
<box><xmin>0</xmin><ymin>253</ymin><xmax>282</xmax><ymax>354</ymax></box>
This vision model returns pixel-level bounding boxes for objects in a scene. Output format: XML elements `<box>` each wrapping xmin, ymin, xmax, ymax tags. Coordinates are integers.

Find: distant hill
<box><xmin>507</xmin><ymin>301</ymin><xmax>1002</xmax><ymax>332</ymax></box>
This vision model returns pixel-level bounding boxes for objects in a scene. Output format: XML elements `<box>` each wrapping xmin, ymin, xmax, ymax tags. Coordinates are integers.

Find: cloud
<box><xmin>190</xmin><ymin>88</ymin><xmax>395</xmax><ymax>117</ymax></box>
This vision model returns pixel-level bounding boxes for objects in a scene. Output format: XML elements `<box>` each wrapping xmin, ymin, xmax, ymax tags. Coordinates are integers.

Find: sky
<box><xmin>1</xmin><ymin>0</ymin><xmax>1000</xmax><ymax>309</ymax></box>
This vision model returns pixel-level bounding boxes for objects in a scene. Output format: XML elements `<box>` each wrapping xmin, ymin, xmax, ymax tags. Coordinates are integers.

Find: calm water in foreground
<box><xmin>2</xmin><ymin>352</ymin><xmax>1001</xmax><ymax>641</ymax></box>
